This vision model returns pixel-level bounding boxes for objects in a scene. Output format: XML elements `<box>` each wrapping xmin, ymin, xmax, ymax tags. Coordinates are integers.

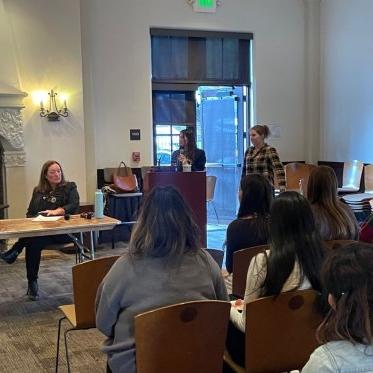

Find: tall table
<box><xmin>0</xmin><ymin>215</ymin><xmax>120</xmax><ymax>262</ymax></box>
<box><xmin>143</xmin><ymin>171</ymin><xmax>207</xmax><ymax>246</ymax></box>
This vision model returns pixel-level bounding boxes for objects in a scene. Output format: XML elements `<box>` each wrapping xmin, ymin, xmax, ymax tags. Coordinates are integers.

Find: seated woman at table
<box><xmin>226</xmin><ymin>192</ymin><xmax>325</xmax><ymax>366</ymax></box>
<box><xmin>171</xmin><ymin>128</ymin><xmax>206</xmax><ymax>171</ymax></box>
<box><xmin>307</xmin><ymin>165</ymin><xmax>358</xmax><ymax>240</ymax></box>
<box><xmin>0</xmin><ymin>160</ymin><xmax>79</xmax><ymax>300</ymax></box>
<box><xmin>96</xmin><ymin>186</ymin><xmax>228</xmax><ymax>373</ymax></box>
<box><xmin>225</xmin><ymin>174</ymin><xmax>272</xmax><ymax>274</ymax></box>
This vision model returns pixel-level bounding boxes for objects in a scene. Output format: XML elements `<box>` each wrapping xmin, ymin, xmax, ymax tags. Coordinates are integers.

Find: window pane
<box><xmin>153</xmin><ymin>91</ymin><xmax>195</xmax><ymax>124</ymax></box>
<box><xmin>151</xmin><ymin>36</ymin><xmax>188</xmax><ymax>80</ymax></box>
<box><xmin>155</xmin><ymin>136</ymin><xmax>172</xmax><ymax>165</ymax></box>
<box><xmin>155</xmin><ymin>125</ymin><xmax>171</xmax><ymax>135</ymax></box>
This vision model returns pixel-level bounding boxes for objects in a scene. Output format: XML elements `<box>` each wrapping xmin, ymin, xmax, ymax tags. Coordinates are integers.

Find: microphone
<box><xmin>157</xmin><ymin>154</ymin><xmax>163</xmax><ymax>170</ymax></box>
<box><xmin>176</xmin><ymin>147</ymin><xmax>184</xmax><ymax>171</ymax></box>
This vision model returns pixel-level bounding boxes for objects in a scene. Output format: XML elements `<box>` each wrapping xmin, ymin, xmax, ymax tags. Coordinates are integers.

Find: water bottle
<box><xmin>95</xmin><ymin>189</ymin><xmax>104</xmax><ymax>218</ymax></box>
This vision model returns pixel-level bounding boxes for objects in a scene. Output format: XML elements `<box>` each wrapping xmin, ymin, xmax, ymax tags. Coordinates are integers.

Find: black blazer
<box><xmin>171</xmin><ymin>148</ymin><xmax>206</xmax><ymax>171</ymax></box>
<box><xmin>26</xmin><ymin>182</ymin><xmax>80</xmax><ymax>217</ymax></box>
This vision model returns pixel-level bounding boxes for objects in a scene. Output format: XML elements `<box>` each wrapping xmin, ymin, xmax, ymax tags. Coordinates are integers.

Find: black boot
<box><xmin>27</xmin><ymin>280</ymin><xmax>39</xmax><ymax>301</ymax></box>
<box><xmin>0</xmin><ymin>241</ymin><xmax>24</xmax><ymax>264</ymax></box>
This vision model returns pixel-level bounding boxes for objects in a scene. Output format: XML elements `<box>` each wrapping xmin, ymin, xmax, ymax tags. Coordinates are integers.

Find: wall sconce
<box><xmin>40</xmin><ymin>90</ymin><xmax>69</xmax><ymax>121</ymax></box>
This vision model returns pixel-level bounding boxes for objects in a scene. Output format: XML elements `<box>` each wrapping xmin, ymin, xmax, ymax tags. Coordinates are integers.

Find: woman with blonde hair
<box><xmin>307</xmin><ymin>166</ymin><xmax>358</xmax><ymax>240</ymax></box>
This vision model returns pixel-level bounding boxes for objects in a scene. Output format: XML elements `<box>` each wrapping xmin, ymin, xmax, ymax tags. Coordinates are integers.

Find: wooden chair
<box><xmin>232</xmin><ymin>245</ymin><xmax>269</xmax><ymax>298</ymax></box>
<box><xmin>55</xmin><ymin>255</ymin><xmax>120</xmax><ymax>373</ymax></box>
<box><xmin>284</xmin><ymin>163</ymin><xmax>317</xmax><ymax>196</ymax></box>
<box><xmin>206</xmin><ymin>175</ymin><xmax>219</xmax><ymax>223</ymax></box>
<box><xmin>224</xmin><ymin>289</ymin><xmax>323</xmax><ymax>372</ymax></box>
<box><xmin>338</xmin><ymin>160</ymin><xmax>364</xmax><ymax>193</ymax></box>
<box><xmin>324</xmin><ymin>239</ymin><xmax>358</xmax><ymax>250</ymax></box>
<box><xmin>135</xmin><ymin>300</ymin><xmax>230</xmax><ymax>373</ymax></box>
<box><xmin>205</xmin><ymin>248</ymin><xmax>224</xmax><ymax>268</ymax></box>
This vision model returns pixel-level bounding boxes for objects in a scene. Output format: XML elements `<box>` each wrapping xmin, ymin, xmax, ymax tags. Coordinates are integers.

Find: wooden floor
<box><xmin>0</xmin><ymin>243</ymin><xmax>128</xmax><ymax>373</ymax></box>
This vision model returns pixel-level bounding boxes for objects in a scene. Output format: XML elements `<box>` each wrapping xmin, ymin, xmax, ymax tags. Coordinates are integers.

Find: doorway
<box><xmin>196</xmin><ymin>86</ymin><xmax>248</xmax><ymax>248</ymax></box>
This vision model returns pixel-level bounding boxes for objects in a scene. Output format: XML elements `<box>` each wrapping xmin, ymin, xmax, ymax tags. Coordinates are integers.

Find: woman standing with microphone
<box><xmin>242</xmin><ymin>124</ymin><xmax>286</xmax><ymax>192</ymax></box>
<box><xmin>171</xmin><ymin>128</ymin><xmax>206</xmax><ymax>171</ymax></box>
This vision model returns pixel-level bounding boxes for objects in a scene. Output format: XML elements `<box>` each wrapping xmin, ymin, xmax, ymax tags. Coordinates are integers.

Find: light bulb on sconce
<box><xmin>37</xmin><ymin>90</ymin><xmax>69</xmax><ymax>121</ymax></box>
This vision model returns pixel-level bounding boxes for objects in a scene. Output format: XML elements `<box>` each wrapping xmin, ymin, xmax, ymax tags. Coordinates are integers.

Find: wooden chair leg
<box><xmin>55</xmin><ymin>316</ymin><xmax>66</xmax><ymax>373</ymax></box>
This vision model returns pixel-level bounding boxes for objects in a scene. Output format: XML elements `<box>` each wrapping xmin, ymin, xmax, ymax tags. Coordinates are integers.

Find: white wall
<box><xmin>320</xmin><ymin>0</ymin><xmax>373</xmax><ymax>162</ymax></box>
<box><xmin>0</xmin><ymin>0</ymin><xmax>318</xmax><ymax>215</ymax></box>
<box><xmin>1</xmin><ymin>0</ymin><xmax>86</xmax><ymax>217</ymax></box>
<box><xmin>81</xmin><ymin>0</ymin><xmax>309</xmax><ymax>196</ymax></box>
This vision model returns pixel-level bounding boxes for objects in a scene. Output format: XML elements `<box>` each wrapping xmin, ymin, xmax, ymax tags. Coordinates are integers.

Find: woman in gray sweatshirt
<box><xmin>96</xmin><ymin>186</ymin><xmax>228</xmax><ymax>373</ymax></box>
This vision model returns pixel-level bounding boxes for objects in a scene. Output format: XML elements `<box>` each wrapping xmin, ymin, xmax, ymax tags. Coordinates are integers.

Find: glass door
<box><xmin>196</xmin><ymin>86</ymin><xmax>247</xmax><ymax>246</ymax></box>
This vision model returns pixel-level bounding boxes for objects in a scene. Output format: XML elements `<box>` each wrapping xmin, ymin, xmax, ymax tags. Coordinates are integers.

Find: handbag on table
<box><xmin>111</xmin><ymin>162</ymin><xmax>138</xmax><ymax>193</ymax></box>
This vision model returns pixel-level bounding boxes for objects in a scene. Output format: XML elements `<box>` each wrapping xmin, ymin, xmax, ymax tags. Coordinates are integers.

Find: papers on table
<box><xmin>32</xmin><ymin>215</ymin><xmax>62</xmax><ymax>222</ymax></box>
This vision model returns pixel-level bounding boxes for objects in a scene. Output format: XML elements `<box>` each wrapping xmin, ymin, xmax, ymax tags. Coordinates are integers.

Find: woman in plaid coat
<box><xmin>242</xmin><ymin>124</ymin><xmax>286</xmax><ymax>192</ymax></box>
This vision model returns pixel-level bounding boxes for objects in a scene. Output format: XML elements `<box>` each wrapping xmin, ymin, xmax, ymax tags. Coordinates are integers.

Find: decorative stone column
<box><xmin>0</xmin><ymin>82</ymin><xmax>27</xmax><ymax>217</ymax></box>
<box><xmin>0</xmin><ymin>83</ymin><xmax>27</xmax><ymax>162</ymax></box>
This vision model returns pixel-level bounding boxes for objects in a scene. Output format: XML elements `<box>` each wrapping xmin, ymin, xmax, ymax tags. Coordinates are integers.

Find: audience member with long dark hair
<box><xmin>303</xmin><ymin>242</ymin><xmax>373</xmax><ymax>372</ymax></box>
<box><xmin>171</xmin><ymin>128</ymin><xmax>206</xmax><ymax>171</ymax></box>
<box><xmin>225</xmin><ymin>174</ymin><xmax>272</xmax><ymax>274</ymax></box>
<box><xmin>96</xmin><ymin>186</ymin><xmax>228</xmax><ymax>373</ymax></box>
<box><xmin>0</xmin><ymin>160</ymin><xmax>79</xmax><ymax>300</ymax></box>
<box><xmin>307</xmin><ymin>165</ymin><xmax>358</xmax><ymax>240</ymax></box>
<box><xmin>227</xmin><ymin>192</ymin><xmax>325</xmax><ymax>366</ymax></box>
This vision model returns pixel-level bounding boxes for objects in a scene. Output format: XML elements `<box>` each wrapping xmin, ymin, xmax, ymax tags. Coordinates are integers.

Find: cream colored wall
<box><xmin>1</xmin><ymin>0</ymin><xmax>86</xmax><ymax>217</ymax></box>
<box><xmin>1</xmin><ymin>0</ymin><xmax>323</xmax><ymax>216</ymax></box>
<box><xmin>81</xmin><ymin>0</ymin><xmax>311</xmax><ymax>197</ymax></box>
<box><xmin>320</xmin><ymin>0</ymin><xmax>373</xmax><ymax>162</ymax></box>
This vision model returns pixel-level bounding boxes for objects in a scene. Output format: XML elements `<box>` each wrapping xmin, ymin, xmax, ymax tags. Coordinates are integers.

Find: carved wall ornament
<box><xmin>0</xmin><ymin>108</ymin><xmax>25</xmax><ymax>149</ymax></box>
<box><xmin>3</xmin><ymin>150</ymin><xmax>26</xmax><ymax>167</ymax></box>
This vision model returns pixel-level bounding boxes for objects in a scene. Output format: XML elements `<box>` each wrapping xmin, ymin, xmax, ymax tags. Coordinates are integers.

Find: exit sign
<box><xmin>193</xmin><ymin>0</ymin><xmax>217</xmax><ymax>13</ymax></box>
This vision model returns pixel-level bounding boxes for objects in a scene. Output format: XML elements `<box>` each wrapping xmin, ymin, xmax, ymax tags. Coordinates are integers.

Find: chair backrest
<box><xmin>205</xmin><ymin>248</ymin><xmax>224</xmax><ymax>268</ymax></box>
<box><xmin>364</xmin><ymin>164</ymin><xmax>373</xmax><ymax>193</ymax></box>
<box><xmin>245</xmin><ymin>289</ymin><xmax>323</xmax><ymax>372</ymax></box>
<box><xmin>73</xmin><ymin>255</ymin><xmax>120</xmax><ymax>328</ymax></box>
<box><xmin>232</xmin><ymin>245</ymin><xmax>269</xmax><ymax>298</ymax></box>
<box><xmin>206</xmin><ymin>175</ymin><xmax>217</xmax><ymax>202</ymax></box>
<box><xmin>324</xmin><ymin>239</ymin><xmax>358</xmax><ymax>250</ymax></box>
<box><xmin>284</xmin><ymin>163</ymin><xmax>317</xmax><ymax>195</ymax></box>
<box><xmin>342</xmin><ymin>160</ymin><xmax>364</xmax><ymax>189</ymax></box>
<box><xmin>135</xmin><ymin>300</ymin><xmax>230</xmax><ymax>373</ymax></box>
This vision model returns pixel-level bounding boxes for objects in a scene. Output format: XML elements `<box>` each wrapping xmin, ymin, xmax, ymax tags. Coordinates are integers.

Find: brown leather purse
<box><xmin>112</xmin><ymin>162</ymin><xmax>138</xmax><ymax>192</ymax></box>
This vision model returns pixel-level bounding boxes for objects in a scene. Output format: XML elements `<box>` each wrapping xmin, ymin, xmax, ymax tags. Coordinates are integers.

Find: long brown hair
<box><xmin>35</xmin><ymin>160</ymin><xmax>66</xmax><ymax>193</ymax></box>
<box><xmin>129</xmin><ymin>186</ymin><xmax>200</xmax><ymax>261</ymax></box>
<box><xmin>180</xmin><ymin>128</ymin><xmax>197</xmax><ymax>161</ymax></box>
<box><xmin>307</xmin><ymin>166</ymin><xmax>358</xmax><ymax>240</ymax></box>
<box><xmin>317</xmin><ymin>242</ymin><xmax>373</xmax><ymax>345</ymax></box>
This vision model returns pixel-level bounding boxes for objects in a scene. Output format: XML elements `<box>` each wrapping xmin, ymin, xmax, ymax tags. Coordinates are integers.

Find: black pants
<box><xmin>225</xmin><ymin>320</ymin><xmax>246</xmax><ymax>367</ymax></box>
<box><xmin>17</xmin><ymin>235</ymin><xmax>72</xmax><ymax>282</ymax></box>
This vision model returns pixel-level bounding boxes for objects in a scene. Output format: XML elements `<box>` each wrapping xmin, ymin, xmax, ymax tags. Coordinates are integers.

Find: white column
<box><xmin>304</xmin><ymin>0</ymin><xmax>321</xmax><ymax>164</ymax></box>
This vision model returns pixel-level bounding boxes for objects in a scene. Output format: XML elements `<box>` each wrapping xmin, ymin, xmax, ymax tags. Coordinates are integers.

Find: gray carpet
<box><xmin>0</xmin><ymin>243</ymin><xmax>128</xmax><ymax>373</ymax></box>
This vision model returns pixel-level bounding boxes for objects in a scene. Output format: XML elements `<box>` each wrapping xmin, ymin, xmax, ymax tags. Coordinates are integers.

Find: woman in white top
<box><xmin>303</xmin><ymin>242</ymin><xmax>373</xmax><ymax>372</ymax></box>
<box><xmin>227</xmin><ymin>191</ymin><xmax>325</xmax><ymax>366</ymax></box>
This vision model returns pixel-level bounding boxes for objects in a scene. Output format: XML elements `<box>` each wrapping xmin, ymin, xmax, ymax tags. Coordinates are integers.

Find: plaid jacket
<box><xmin>242</xmin><ymin>144</ymin><xmax>286</xmax><ymax>189</ymax></box>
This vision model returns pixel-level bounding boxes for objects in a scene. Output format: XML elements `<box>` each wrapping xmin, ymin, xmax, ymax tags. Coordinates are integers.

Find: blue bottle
<box><xmin>95</xmin><ymin>189</ymin><xmax>104</xmax><ymax>218</ymax></box>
